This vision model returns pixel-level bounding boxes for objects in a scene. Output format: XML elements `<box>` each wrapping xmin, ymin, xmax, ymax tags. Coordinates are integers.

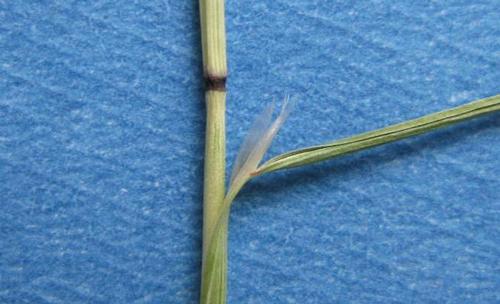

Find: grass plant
<box><xmin>198</xmin><ymin>1</ymin><xmax>500</xmax><ymax>303</ymax></box>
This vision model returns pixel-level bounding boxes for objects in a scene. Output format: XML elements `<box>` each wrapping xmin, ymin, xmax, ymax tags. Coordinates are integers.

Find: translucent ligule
<box><xmin>230</xmin><ymin>102</ymin><xmax>275</xmax><ymax>184</ymax></box>
<box><xmin>229</xmin><ymin>96</ymin><xmax>294</xmax><ymax>190</ymax></box>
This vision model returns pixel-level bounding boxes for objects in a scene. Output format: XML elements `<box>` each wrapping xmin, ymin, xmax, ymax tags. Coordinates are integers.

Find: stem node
<box><xmin>205</xmin><ymin>73</ymin><xmax>227</xmax><ymax>92</ymax></box>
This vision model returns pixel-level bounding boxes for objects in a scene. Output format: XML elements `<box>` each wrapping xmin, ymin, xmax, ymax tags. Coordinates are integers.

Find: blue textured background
<box><xmin>1</xmin><ymin>1</ymin><xmax>499</xmax><ymax>303</ymax></box>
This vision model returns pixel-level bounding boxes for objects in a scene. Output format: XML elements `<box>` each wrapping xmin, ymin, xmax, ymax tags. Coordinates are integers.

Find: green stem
<box><xmin>200</xmin><ymin>0</ymin><xmax>228</xmax><ymax>303</ymax></box>
<box><xmin>201</xmin><ymin>176</ymin><xmax>250</xmax><ymax>304</ymax></box>
<box><xmin>201</xmin><ymin>91</ymin><xmax>227</xmax><ymax>304</ymax></box>
<box><xmin>201</xmin><ymin>208</ymin><xmax>228</xmax><ymax>304</ymax></box>
<box><xmin>202</xmin><ymin>92</ymin><xmax>226</xmax><ymax>253</ymax></box>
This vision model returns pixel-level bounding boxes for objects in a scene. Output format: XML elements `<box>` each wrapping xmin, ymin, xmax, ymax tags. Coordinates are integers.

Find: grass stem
<box><xmin>200</xmin><ymin>0</ymin><xmax>228</xmax><ymax>303</ymax></box>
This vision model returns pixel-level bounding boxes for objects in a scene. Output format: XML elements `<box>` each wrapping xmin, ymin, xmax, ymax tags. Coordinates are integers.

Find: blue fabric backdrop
<box><xmin>1</xmin><ymin>1</ymin><xmax>499</xmax><ymax>303</ymax></box>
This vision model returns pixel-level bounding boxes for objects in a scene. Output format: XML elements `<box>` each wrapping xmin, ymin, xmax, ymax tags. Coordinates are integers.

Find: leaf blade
<box><xmin>256</xmin><ymin>94</ymin><xmax>500</xmax><ymax>175</ymax></box>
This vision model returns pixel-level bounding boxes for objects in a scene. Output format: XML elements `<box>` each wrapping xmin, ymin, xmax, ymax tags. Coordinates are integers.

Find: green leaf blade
<box><xmin>257</xmin><ymin>94</ymin><xmax>500</xmax><ymax>175</ymax></box>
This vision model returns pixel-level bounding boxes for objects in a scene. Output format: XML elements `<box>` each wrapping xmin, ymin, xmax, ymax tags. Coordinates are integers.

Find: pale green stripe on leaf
<box><xmin>256</xmin><ymin>94</ymin><xmax>500</xmax><ymax>175</ymax></box>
